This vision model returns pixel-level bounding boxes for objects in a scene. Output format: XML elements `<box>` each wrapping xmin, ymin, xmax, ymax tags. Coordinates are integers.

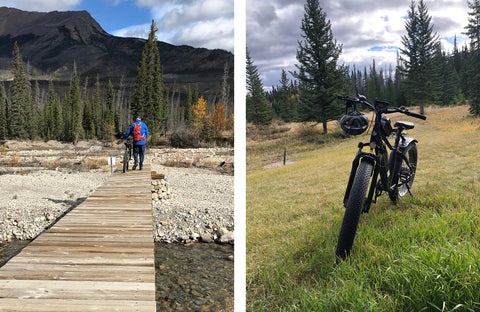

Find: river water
<box><xmin>0</xmin><ymin>240</ymin><xmax>234</xmax><ymax>311</ymax></box>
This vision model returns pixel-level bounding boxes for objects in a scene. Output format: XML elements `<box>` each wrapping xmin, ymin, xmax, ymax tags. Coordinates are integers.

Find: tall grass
<box><xmin>246</xmin><ymin>106</ymin><xmax>480</xmax><ymax>311</ymax></box>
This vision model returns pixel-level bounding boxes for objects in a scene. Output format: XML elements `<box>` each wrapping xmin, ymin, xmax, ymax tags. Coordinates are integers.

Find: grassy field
<box><xmin>246</xmin><ymin>105</ymin><xmax>480</xmax><ymax>311</ymax></box>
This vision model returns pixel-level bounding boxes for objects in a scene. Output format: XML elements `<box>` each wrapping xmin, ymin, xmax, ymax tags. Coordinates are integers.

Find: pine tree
<box><xmin>0</xmin><ymin>84</ymin><xmax>7</xmax><ymax>139</ymax></box>
<box><xmin>246</xmin><ymin>50</ymin><xmax>271</xmax><ymax>126</ymax></box>
<box><xmin>92</xmin><ymin>74</ymin><xmax>102</xmax><ymax>138</ymax></box>
<box><xmin>41</xmin><ymin>81</ymin><xmax>62</xmax><ymax>140</ymax></box>
<box><xmin>184</xmin><ymin>84</ymin><xmax>193</xmax><ymax>125</ymax></box>
<box><xmin>367</xmin><ymin>59</ymin><xmax>382</xmax><ymax>101</ymax></box>
<box><xmin>10</xmin><ymin>42</ymin><xmax>31</xmax><ymax>139</ymax></box>
<box><xmin>278</xmin><ymin>69</ymin><xmax>297</xmax><ymax>122</ymax></box>
<box><xmin>465</xmin><ymin>0</ymin><xmax>480</xmax><ymax>115</ymax></box>
<box><xmin>294</xmin><ymin>0</ymin><xmax>344</xmax><ymax>134</ymax></box>
<box><xmin>66</xmin><ymin>63</ymin><xmax>84</xmax><ymax>143</ymax></box>
<box><xmin>400</xmin><ymin>0</ymin><xmax>439</xmax><ymax>114</ymax></box>
<box><xmin>51</xmin><ymin>84</ymin><xmax>63</xmax><ymax>140</ymax></box>
<box><xmin>132</xmin><ymin>20</ymin><xmax>167</xmax><ymax>143</ymax></box>
<box><xmin>104</xmin><ymin>80</ymin><xmax>116</xmax><ymax>140</ymax></box>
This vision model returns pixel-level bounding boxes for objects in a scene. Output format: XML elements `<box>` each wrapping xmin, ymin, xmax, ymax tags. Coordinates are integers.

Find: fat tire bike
<box><xmin>335</xmin><ymin>95</ymin><xmax>426</xmax><ymax>258</ymax></box>
<box><xmin>122</xmin><ymin>138</ymin><xmax>133</xmax><ymax>173</ymax></box>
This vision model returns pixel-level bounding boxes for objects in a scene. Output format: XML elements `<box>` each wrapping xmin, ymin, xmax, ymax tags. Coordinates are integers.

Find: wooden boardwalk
<box><xmin>0</xmin><ymin>165</ymin><xmax>155</xmax><ymax>311</ymax></box>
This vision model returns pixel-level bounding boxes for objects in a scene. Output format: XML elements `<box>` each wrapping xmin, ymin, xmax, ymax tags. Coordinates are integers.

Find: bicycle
<box><xmin>122</xmin><ymin>138</ymin><xmax>133</xmax><ymax>173</ymax></box>
<box><xmin>335</xmin><ymin>95</ymin><xmax>426</xmax><ymax>258</ymax></box>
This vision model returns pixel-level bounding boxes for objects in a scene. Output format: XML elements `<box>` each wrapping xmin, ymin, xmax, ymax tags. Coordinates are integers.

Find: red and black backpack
<box><xmin>133</xmin><ymin>123</ymin><xmax>145</xmax><ymax>142</ymax></box>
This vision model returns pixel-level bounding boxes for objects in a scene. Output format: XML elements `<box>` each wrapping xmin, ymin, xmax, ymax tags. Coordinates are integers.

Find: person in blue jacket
<box><xmin>123</xmin><ymin>115</ymin><xmax>149</xmax><ymax>170</ymax></box>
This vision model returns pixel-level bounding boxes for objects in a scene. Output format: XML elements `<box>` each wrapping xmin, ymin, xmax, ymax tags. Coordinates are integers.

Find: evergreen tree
<box><xmin>104</xmin><ymin>80</ymin><xmax>116</xmax><ymax>140</ymax></box>
<box><xmin>31</xmin><ymin>80</ymin><xmax>42</xmax><ymax>138</ymax></box>
<box><xmin>400</xmin><ymin>0</ymin><xmax>439</xmax><ymax>114</ymax></box>
<box><xmin>278</xmin><ymin>69</ymin><xmax>297</xmax><ymax>122</ymax></box>
<box><xmin>51</xmin><ymin>84</ymin><xmax>63</xmax><ymax>140</ymax></box>
<box><xmin>41</xmin><ymin>81</ymin><xmax>62</xmax><ymax>140</ymax></box>
<box><xmin>132</xmin><ymin>20</ymin><xmax>167</xmax><ymax>142</ymax></box>
<box><xmin>184</xmin><ymin>84</ymin><xmax>193</xmax><ymax>126</ymax></box>
<box><xmin>66</xmin><ymin>63</ymin><xmax>84</xmax><ymax>143</ymax></box>
<box><xmin>367</xmin><ymin>59</ymin><xmax>382</xmax><ymax>101</ymax></box>
<box><xmin>0</xmin><ymin>84</ymin><xmax>7</xmax><ymax>139</ymax></box>
<box><xmin>92</xmin><ymin>74</ymin><xmax>102</xmax><ymax>138</ymax></box>
<box><xmin>246</xmin><ymin>49</ymin><xmax>271</xmax><ymax>126</ymax></box>
<box><xmin>294</xmin><ymin>0</ymin><xmax>344</xmax><ymax>134</ymax></box>
<box><xmin>465</xmin><ymin>0</ymin><xmax>480</xmax><ymax>115</ymax></box>
<box><xmin>10</xmin><ymin>42</ymin><xmax>31</xmax><ymax>139</ymax></box>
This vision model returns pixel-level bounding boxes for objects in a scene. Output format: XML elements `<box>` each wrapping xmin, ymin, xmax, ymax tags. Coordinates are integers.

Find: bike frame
<box><xmin>343</xmin><ymin>98</ymin><xmax>420</xmax><ymax>213</ymax></box>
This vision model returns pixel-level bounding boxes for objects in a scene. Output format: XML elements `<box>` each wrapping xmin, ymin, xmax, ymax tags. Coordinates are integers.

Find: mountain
<box><xmin>0</xmin><ymin>7</ymin><xmax>233</xmax><ymax>96</ymax></box>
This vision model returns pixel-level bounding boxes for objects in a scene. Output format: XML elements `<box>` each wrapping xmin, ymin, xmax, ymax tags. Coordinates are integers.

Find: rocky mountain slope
<box><xmin>0</xmin><ymin>7</ymin><xmax>233</xmax><ymax>93</ymax></box>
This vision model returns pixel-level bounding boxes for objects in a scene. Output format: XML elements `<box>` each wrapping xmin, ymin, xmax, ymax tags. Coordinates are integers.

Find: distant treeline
<box><xmin>0</xmin><ymin>22</ymin><xmax>233</xmax><ymax>145</ymax></box>
<box><xmin>247</xmin><ymin>0</ymin><xmax>480</xmax><ymax>133</ymax></box>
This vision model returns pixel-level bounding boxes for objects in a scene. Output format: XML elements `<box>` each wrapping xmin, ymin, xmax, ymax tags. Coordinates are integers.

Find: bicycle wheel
<box><xmin>336</xmin><ymin>160</ymin><xmax>373</xmax><ymax>258</ymax></box>
<box><xmin>123</xmin><ymin>150</ymin><xmax>129</xmax><ymax>173</ymax></box>
<box><xmin>389</xmin><ymin>142</ymin><xmax>417</xmax><ymax>201</ymax></box>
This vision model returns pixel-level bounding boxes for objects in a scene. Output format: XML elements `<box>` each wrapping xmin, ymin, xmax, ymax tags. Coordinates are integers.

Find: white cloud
<box><xmin>174</xmin><ymin>17</ymin><xmax>234</xmax><ymax>51</ymax></box>
<box><xmin>247</xmin><ymin>0</ymin><xmax>470</xmax><ymax>88</ymax></box>
<box><xmin>114</xmin><ymin>0</ymin><xmax>234</xmax><ymax>51</ymax></box>
<box><xmin>0</xmin><ymin>0</ymin><xmax>81</xmax><ymax>11</ymax></box>
<box><xmin>112</xmin><ymin>23</ymin><xmax>151</xmax><ymax>39</ymax></box>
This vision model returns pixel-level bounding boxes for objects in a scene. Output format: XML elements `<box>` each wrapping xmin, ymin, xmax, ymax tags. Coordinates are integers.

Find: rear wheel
<box><xmin>389</xmin><ymin>143</ymin><xmax>417</xmax><ymax>201</ymax></box>
<box><xmin>123</xmin><ymin>150</ymin><xmax>129</xmax><ymax>173</ymax></box>
<box><xmin>336</xmin><ymin>160</ymin><xmax>373</xmax><ymax>258</ymax></box>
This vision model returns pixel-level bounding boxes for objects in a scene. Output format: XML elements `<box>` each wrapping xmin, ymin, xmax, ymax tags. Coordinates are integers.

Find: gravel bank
<box><xmin>151</xmin><ymin>165</ymin><xmax>234</xmax><ymax>244</ymax></box>
<box><xmin>0</xmin><ymin>170</ymin><xmax>107</xmax><ymax>241</ymax></box>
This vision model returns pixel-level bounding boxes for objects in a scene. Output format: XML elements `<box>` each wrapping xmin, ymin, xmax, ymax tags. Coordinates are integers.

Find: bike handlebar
<box><xmin>403</xmin><ymin>109</ymin><xmax>427</xmax><ymax>120</ymax></box>
<box><xmin>337</xmin><ymin>95</ymin><xmax>427</xmax><ymax>120</ymax></box>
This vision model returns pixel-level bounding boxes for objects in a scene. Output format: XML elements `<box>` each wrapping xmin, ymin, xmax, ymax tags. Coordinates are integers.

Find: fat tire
<box><xmin>123</xmin><ymin>150</ymin><xmax>129</xmax><ymax>173</ymax></box>
<box><xmin>336</xmin><ymin>160</ymin><xmax>373</xmax><ymax>258</ymax></box>
<box><xmin>389</xmin><ymin>143</ymin><xmax>417</xmax><ymax>201</ymax></box>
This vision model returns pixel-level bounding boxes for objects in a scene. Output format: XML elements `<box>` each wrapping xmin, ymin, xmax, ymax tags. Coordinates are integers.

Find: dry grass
<box><xmin>246</xmin><ymin>119</ymin><xmax>348</xmax><ymax>172</ymax></box>
<box><xmin>7</xmin><ymin>152</ymin><xmax>20</xmax><ymax>167</ymax></box>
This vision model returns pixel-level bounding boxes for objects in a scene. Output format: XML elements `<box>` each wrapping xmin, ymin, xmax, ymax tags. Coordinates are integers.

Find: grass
<box><xmin>246</xmin><ymin>105</ymin><xmax>480</xmax><ymax>311</ymax></box>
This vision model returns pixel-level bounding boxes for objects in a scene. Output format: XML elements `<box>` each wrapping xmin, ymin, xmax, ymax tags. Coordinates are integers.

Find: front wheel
<box><xmin>123</xmin><ymin>150</ymin><xmax>129</xmax><ymax>173</ymax></box>
<box><xmin>389</xmin><ymin>142</ymin><xmax>417</xmax><ymax>201</ymax></box>
<box><xmin>336</xmin><ymin>160</ymin><xmax>373</xmax><ymax>258</ymax></box>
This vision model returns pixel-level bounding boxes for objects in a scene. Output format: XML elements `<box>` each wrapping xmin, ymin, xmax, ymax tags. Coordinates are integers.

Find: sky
<box><xmin>246</xmin><ymin>0</ymin><xmax>471</xmax><ymax>89</ymax></box>
<box><xmin>0</xmin><ymin>0</ymin><xmax>234</xmax><ymax>52</ymax></box>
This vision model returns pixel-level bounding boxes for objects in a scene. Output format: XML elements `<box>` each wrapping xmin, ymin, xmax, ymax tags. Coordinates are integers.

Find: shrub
<box><xmin>169</xmin><ymin>130</ymin><xmax>199</xmax><ymax>148</ymax></box>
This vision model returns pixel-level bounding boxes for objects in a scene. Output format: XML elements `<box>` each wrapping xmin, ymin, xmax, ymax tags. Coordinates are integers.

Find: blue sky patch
<box><xmin>368</xmin><ymin>46</ymin><xmax>399</xmax><ymax>52</ymax></box>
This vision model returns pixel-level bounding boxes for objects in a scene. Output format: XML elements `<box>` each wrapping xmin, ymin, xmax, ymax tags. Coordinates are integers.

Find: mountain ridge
<box><xmin>0</xmin><ymin>6</ymin><xmax>233</xmax><ymax>96</ymax></box>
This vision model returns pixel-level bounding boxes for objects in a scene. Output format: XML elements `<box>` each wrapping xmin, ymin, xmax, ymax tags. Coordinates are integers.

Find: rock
<box><xmin>219</xmin><ymin>231</ymin><xmax>234</xmax><ymax>244</ymax></box>
<box><xmin>201</xmin><ymin>236</ymin><xmax>214</xmax><ymax>243</ymax></box>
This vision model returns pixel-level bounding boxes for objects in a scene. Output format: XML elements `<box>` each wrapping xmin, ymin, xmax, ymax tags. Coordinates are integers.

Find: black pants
<box><xmin>133</xmin><ymin>144</ymin><xmax>145</xmax><ymax>167</ymax></box>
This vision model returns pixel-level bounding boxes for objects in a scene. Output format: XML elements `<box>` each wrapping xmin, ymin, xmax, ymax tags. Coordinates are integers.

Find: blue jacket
<box><xmin>123</xmin><ymin>120</ymin><xmax>149</xmax><ymax>145</ymax></box>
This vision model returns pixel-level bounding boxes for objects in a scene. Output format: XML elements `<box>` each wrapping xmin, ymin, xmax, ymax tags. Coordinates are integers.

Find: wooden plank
<box><xmin>0</xmin><ymin>298</ymin><xmax>156</xmax><ymax>312</ymax></box>
<box><xmin>0</xmin><ymin>165</ymin><xmax>155</xmax><ymax>310</ymax></box>
<box><xmin>0</xmin><ymin>280</ymin><xmax>155</xmax><ymax>300</ymax></box>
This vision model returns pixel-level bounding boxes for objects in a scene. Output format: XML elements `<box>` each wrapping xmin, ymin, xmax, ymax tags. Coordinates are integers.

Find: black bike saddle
<box><xmin>394</xmin><ymin>121</ymin><xmax>415</xmax><ymax>130</ymax></box>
